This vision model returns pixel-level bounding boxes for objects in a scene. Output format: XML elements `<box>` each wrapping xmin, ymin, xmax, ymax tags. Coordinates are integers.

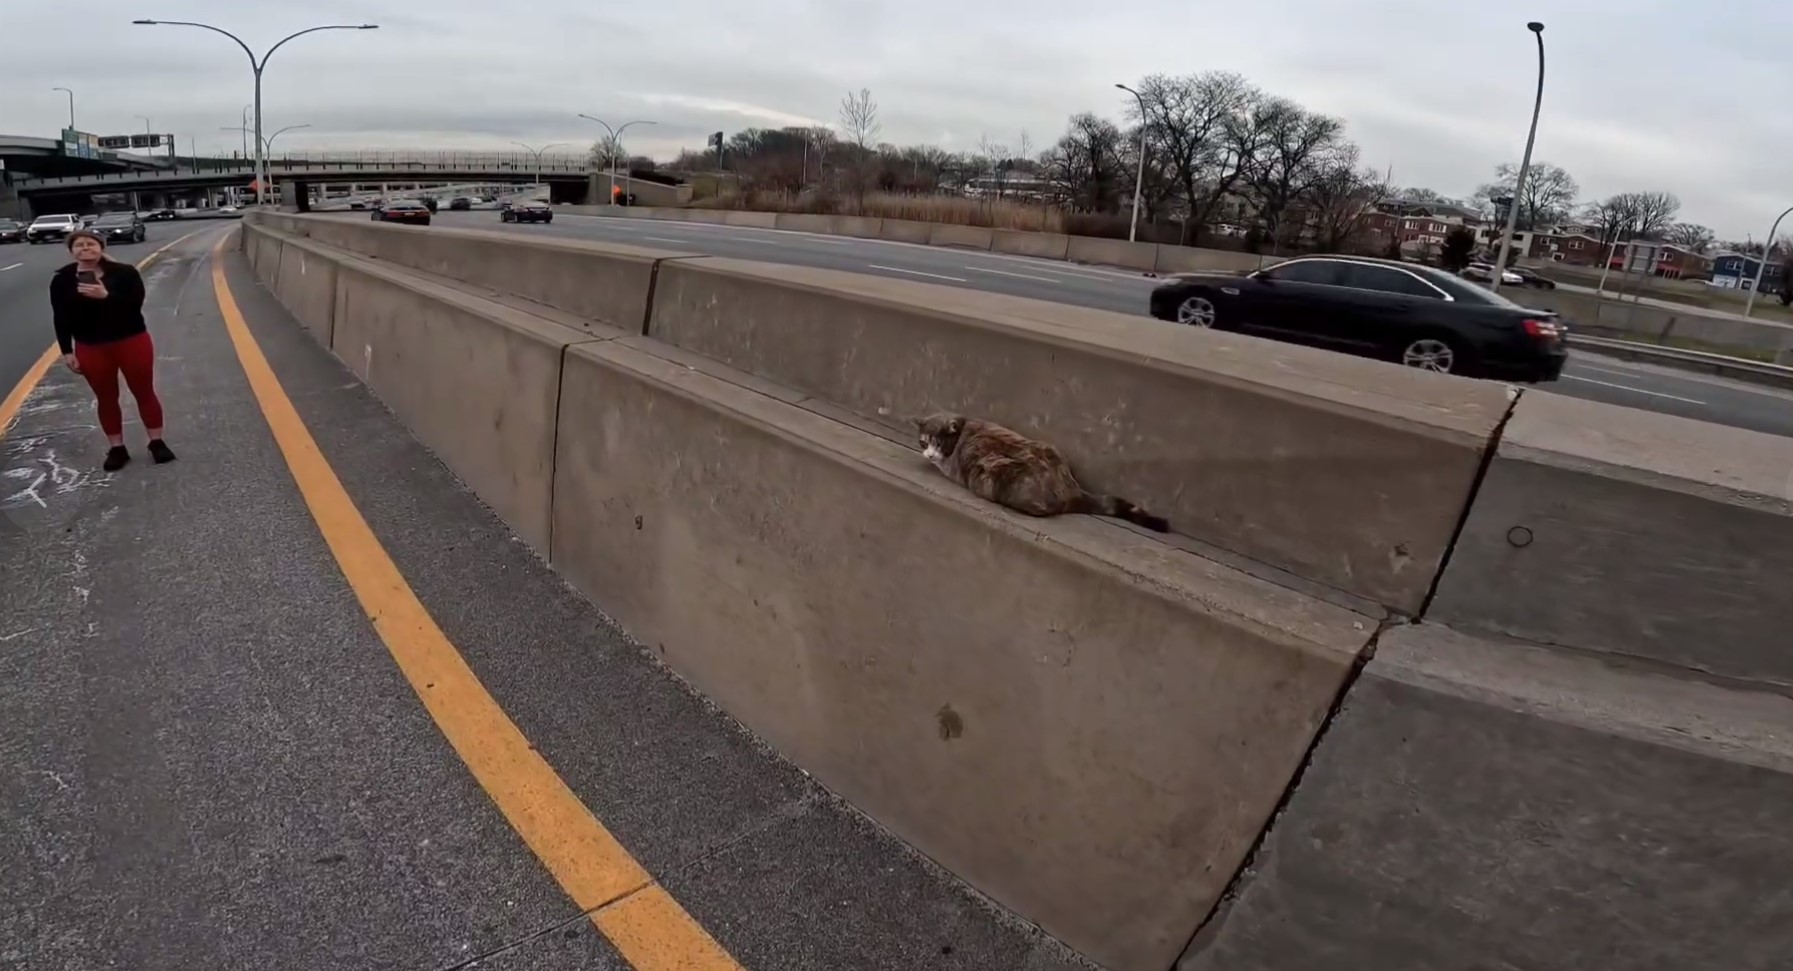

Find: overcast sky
<box><xmin>6</xmin><ymin>0</ymin><xmax>1789</xmax><ymax>239</ymax></box>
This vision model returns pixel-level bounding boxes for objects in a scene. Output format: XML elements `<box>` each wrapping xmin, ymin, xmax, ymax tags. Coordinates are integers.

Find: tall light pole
<box><xmin>512</xmin><ymin>142</ymin><xmax>567</xmax><ymax>192</ymax></box>
<box><xmin>1743</xmin><ymin>205</ymin><xmax>1793</xmax><ymax>318</ymax></box>
<box><xmin>133</xmin><ymin>18</ymin><xmax>378</xmax><ymax>207</ymax></box>
<box><xmin>52</xmin><ymin>87</ymin><xmax>75</xmax><ymax>129</ymax></box>
<box><xmin>240</xmin><ymin>104</ymin><xmax>252</xmax><ymax>160</ymax></box>
<box><xmin>1115</xmin><ymin>83</ymin><xmax>1148</xmax><ymax>244</ymax></box>
<box><xmin>578</xmin><ymin>114</ymin><xmax>656</xmax><ymax>205</ymax></box>
<box><xmin>1490</xmin><ymin>21</ymin><xmax>1546</xmax><ymax>295</ymax></box>
<box><xmin>224</xmin><ymin>123</ymin><xmax>311</xmax><ymax>155</ymax></box>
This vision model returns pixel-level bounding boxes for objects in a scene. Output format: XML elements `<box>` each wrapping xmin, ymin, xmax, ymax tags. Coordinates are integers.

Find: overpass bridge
<box><xmin>10</xmin><ymin>150</ymin><xmax>600</xmax><ymax>214</ymax></box>
<box><xmin>1</xmin><ymin>132</ymin><xmax>174</xmax><ymax>218</ymax></box>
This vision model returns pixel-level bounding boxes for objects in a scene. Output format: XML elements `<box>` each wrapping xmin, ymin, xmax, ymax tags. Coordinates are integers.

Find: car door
<box><xmin>1238</xmin><ymin>258</ymin><xmax>1355</xmax><ymax>347</ymax></box>
<box><xmin>1328</xmin><ymin>262</ymin><xmax>1453</xmax><ymax>355</ymax></box>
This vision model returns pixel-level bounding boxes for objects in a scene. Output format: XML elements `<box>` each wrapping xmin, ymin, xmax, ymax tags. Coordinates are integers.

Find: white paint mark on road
<box><xmin>0</xmin><ymin>628</ymin><xmax>38</xmax><ymax>642</ymax></box>
<box><xmin>867</xmin><ymin>264</ymin><xmax>968</xmax><ymax>282</ymax></box>
<box><xmin>0</xmin><ymin>263</ymin><xmax>22</xmax><ymax>273</ymax></box>
<box><xmin>1562</xmin><ymin>374</ymin><xmax>1706</xmax><ymax>405</ymax></box>
<box><xmin>3</xmin><ymin>468</ymin><xmax>48</xmax><ymax>508</ymax></box>
<box><xmin>642</xmin><ymin>236</ymin><xmax>687</xmax><ymax>244</ymax></box>
<box><xmin>965</xmin><ymin>266</ymin><xmax>1062</xmax><ymax>283</ymax></box>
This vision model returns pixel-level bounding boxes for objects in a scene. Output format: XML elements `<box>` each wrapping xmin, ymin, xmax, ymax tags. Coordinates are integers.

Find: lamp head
<box><xmin>358</xmin><ymin>24</ymin><xmax>379</xmax><ymax>29</ymax></box>
<box><xmin>1527</xmin><ymin>21</ymin><xmax>1544</xmax><ymax>32</ymax></box>
<box><xmin>132</xmin><ymin>19</ymin><xmax>157</xmax><ymax>25</ymax></box>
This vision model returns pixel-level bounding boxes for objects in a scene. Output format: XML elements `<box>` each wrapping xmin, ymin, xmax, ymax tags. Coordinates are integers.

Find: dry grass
<box><xmin>694</xmin><ymin>189</ymin><xmax>1067</xmax><ymax>233</ymax></box>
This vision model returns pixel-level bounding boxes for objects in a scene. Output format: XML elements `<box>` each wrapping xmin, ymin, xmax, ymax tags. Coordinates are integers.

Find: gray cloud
<box><xmin>6</xmin><ymin>0</ymin><xmax>1791</xmax><ymax>238</ymax></box>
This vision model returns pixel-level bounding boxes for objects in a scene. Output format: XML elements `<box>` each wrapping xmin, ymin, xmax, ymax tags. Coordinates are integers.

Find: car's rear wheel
<box><xmin>1175</xmin><ymin>294</ymin><xmax>1219</xmax><ymax>327</ymax></box>
<box><xmin>1400</xmin><ymin>335</ymin><xmax>1468</xmax><ymax>375</ymax></box>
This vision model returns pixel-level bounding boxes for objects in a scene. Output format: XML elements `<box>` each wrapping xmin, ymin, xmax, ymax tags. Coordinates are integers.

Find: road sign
<box><xmin>98</xmin><ymin>133</ymin><xmax>170</xmax><ymax>150</ymax></box>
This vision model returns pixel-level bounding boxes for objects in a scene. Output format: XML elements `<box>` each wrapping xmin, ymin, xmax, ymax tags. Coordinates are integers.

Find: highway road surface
<box><xmin>412</xmin><ymin>209</ymin><xmax>1793</xmax><ymax>440</ymax></box>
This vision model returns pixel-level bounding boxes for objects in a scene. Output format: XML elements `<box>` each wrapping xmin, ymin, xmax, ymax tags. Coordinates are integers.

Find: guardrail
<box><xmin>1569</xmin><ymin>333</ymin><xmax>1793</xmax><ymax>389</ymax></box>
<box><xmin>15</xmin><ymin>152</ymin><xmax>595</xmax><ymax>189</ymax></box>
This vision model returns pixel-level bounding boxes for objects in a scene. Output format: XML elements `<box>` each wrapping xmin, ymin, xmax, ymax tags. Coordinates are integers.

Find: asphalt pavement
<box><xmin>0</xmin><ymin>227</ymin><xmax>1091</xmax><ymax>970</ymax></box>
<box><xmin>408</xmin><ymin>209</ymin><xmax>1793</xmax><ymax>439</ymax></box>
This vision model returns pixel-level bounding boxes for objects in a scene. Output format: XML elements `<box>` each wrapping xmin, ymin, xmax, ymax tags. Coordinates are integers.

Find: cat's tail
<box><xmin>1075</xmin><ymin>492</ymin><xmax>1171</xmax><ymax>533</ymax></box>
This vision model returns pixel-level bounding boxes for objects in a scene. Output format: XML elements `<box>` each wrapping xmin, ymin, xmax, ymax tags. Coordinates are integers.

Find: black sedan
<box><xmin>1149</xmin><ymin>255</ymin><xmax>1567</xmax><ymax>382</ymax></box>
<box><xmin>371</xmin><ymin>200</ymin><xmax>431</xmax><ymax>226</ymax></box>
<box><xmin>501</xmin><ymin>201</ymin><xmax>553</xmax><ymax>224</ymax></box>
<box><xmin>90</xmin><ymin>212</ymin><xmax>147</xmax><ymax>244</ymax></box>
<box><xmin>0</xmin><ymin>219</ymin><xmax>23</xmax><ymax>244</ymax></box>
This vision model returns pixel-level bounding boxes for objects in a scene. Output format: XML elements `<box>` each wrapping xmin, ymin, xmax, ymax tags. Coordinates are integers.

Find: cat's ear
<box><xmin>946</xmin><ymin>417</ymin><xmax>963</xmax><ymax>434</ymax></box>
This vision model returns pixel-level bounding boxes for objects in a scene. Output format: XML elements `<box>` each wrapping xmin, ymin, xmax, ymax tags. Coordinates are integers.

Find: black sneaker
<box><xmin>102</xmin><ymin>446</ymin><xmax>130</xmax><ymax>472</ymax></box>
<box><xmin>147</xmin><ymin>439</ymin><xmax>177</xmax><ymax>464</ymax></box>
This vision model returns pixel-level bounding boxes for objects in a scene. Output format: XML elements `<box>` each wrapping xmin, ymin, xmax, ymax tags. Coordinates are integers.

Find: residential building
<box><xmin>1710</xmin><ymin>252</ymin><xmax>1787</xmax><ymax>290</ymax></box>
<box><xmin>1547</xmin><ymin>232</ymin><xmax>1606</xmax><ymax>267</ymax></box>
<box><xmin>1603</xmin><ymin>240</ymin><xmax>1712</xmax><ymax>281</ymax></box>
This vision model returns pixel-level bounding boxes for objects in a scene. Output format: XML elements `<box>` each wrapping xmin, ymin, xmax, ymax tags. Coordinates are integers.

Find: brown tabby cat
<box><xmin>913</xmin><ymin>413</ymin><xmax>1170</xmax><ymax>532</ymax></box>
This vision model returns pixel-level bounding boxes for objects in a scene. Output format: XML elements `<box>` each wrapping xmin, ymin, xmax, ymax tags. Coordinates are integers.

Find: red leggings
<box><xmin>75</xmin><ymin>332</ymin><xmax>164</xmax><ymax>438</ymax></box>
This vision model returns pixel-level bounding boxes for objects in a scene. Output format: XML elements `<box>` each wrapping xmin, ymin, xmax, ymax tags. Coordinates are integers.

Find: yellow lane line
<box><xmin>206</xmin><ymin>232</ymin><xmax>744</xmax><ymax>971</ymax></box>
<box><xmin>0</xmin><ymin>226</ymin><xmax>214</xmax><ymax>440</ymax></box>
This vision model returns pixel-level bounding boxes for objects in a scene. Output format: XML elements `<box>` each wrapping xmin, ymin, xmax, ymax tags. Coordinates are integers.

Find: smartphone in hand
<box><xmin>77</xmin><ymin>270</ymin><xmax>98</xmax><ymax>286</ymax></box>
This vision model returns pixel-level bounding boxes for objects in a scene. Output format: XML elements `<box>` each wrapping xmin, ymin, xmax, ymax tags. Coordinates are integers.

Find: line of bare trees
<box><xmin>673</xmin><ymin>75</ymin><xmax>1725</xmax><ymax>257</ymax></box>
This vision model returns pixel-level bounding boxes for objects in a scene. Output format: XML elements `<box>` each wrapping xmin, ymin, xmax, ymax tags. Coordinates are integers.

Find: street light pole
<box><xmin>133</xmin><ymin>19</ymin><xmax>378</xmax><ymax>207</ymax></box>
<box><xmin>578</xmin><ymin>114</ymin><xmax>656</xmax><ymax>205</ymax></box>
<box><xmin>1115</xmin><ymin>83</ymin><xmax>1149</xmax><ymax>244</ymax></box>
<box><xmin>1743</xmin><ymin>205</ymin><xmax>1793</xmax><ymax>318</ymax></box>
<box><xmin>52</xmin><ymin>87</ymin><xmax>75</xmax><ymax>128</ymax></box>
<box><xmin>1490</xmin><ymin>21</ymin><xmax>1546</xmax><ymax>295</ymax></box>
<box><xmin>512</xmin><ymin>142</ymin><xmax>567</xmax><ymax>193</ymax></box>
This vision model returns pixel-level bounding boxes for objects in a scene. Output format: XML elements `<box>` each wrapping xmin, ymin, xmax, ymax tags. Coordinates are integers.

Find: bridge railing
<box><xmin>15</xmin><ymin>151</ymin><xmax>593</xmax><ymax>188</ymax></box>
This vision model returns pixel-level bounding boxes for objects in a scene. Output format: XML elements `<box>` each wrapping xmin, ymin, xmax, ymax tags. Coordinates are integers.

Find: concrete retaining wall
<box><xmin>991</xmin><ymin>228</ymin><xmax>1070</xmax><ymax>260</ymax></box>
<box><xmin>926</xmin><ymin>222</ymin><xmax>995</xmax><ymax>250</ymax></box>
<box><xmin>242</xmin><ymin>212</ymin><xmax>1793</xmax><ymax>971</ymax></box>
<box><xmin>1066</xmin><ymin>235</ymin><xmax>1159</xmax><ymax>272</ymax></box>
<box><xmin>643</xmin><ymin>255</ymin><xmax>1509</xmax><ymax>614</ymax></box>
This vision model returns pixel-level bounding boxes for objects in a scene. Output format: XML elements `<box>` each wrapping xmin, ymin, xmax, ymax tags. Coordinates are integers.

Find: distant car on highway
<box><xmin>1148</xmin><ymin>255</ymin><xmax>1568</xmax><ymax>382</ymax></box>
<box><xmin>372</xmin><ymin>199</ymin><xmax>432</xmax><ymax>226</ymax></box>
<box><xmin>448</xmin><ymin>196</ymin><xmax>472</xmax><ymax>211</ymax></box>
<box><xmin>1507</xmin><ymin>267</ymin><xmax>1556</xmax><ymax>289</ymax></box>
<box><xmin>501</xmin><ymin>200</ymin><xmax>553</xmax><ymax>224</ymax></box>
<box><xmin>1460</xmin><ymin>262</ymin><xmax>1524</xmax><ymax>287</ymax></box>
<box><xmin>90</xmin><ymin>212</ymin><xmax>147</xmax><ymax>244</ymax></box>
<box><xmin>0</xmin><ymin>219</ymin><xmax>23</xmax><ymax>244</ymax></box>
<box><xmin>140</xmin><ymin>209</ymin><xmax>179</xmax><ymax>221</ymax></box>
<box><xmin>26</xmin><ymin>214</ymin><xmax>82</xmax><ymax>244</ymax></box>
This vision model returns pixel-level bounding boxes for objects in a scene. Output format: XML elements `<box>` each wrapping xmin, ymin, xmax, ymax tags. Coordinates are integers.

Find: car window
<box><xmin>1336</xmin><ymin>263</ymin><xmax>1444</xmax><ymax>299</ymax></box>
<box><xmin>1261</xmin><ymin>260</ymin><xmax>1344</xmax><ymax>285</ymax></box>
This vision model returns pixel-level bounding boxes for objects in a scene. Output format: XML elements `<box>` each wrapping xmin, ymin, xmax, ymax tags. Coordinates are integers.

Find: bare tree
<box><xmin>1474</xmin><ymin>162</ymin><xmax>1579</xmax><ymax>230</ymax></box>
<box><xmin>1241</xmin><ymin>99</ymin><xmax>1346</xmax><ymax>251</ymax></box>
<box><xmin>1666</xmin><ymin>222</ymin><xmax>1715</xmax><ymax>253</ymax></box>
<box><xmin>1630</xmin><ymin>191</ymin><xmax>1681</xmax><ymax>240</ymax></box>
<box><xmin>1582</xmin><ymin>194</ymin><xmax>1639</xmax><ymax>248</ymax></box>
<box><xmin>1301</xmin><ymin>146</ymin><xmax>1392</xmax><ymax>253</ymax></box>
<box><xmin>1042</xmin><ymin>112</ymin><xmax>1128</xmax><ymax>213</ymax></box>
<box><xmin>839</xmin><ymin>88</ymin><xmax>881</xmax><ymax>208</ymax></box>
<box><xmin>1130</xmin><ymin>71</ymin><xmax>1257</xmax><ymax>245</ymax></box>
<box><xmin>976</xmin><ymin>134</ymin><xmax>1010</xmax><ymax>198</ymax></box>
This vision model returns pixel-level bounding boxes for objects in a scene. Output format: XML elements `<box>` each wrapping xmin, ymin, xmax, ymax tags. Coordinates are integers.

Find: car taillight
<box><xmin>1522</xmin><ymin>318</ymin><xmax>1562</xmax><ymax>339</ymax></box>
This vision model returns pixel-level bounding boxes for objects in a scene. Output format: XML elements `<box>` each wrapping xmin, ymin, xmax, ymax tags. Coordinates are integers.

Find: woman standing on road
<box><xmin>49</xmin><ymin>229</ymin><xmax>176</xmax><ymax>471</ymax></box>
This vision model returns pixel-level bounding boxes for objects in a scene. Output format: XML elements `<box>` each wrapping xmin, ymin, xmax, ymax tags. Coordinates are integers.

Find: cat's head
<box><xmin>912</xmin><ymin>413</ymin><xmax>965</xmax><ymax>463</ymax></box>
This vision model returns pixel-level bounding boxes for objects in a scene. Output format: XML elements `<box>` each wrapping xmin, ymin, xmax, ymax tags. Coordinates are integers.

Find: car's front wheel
<box><xmin>1175</xmin><ymin>294</ymin><xmax>1219</xmax><ymax>327</ymax></box>
<box><xmin>1399</xmin><ymin>335</ymin><xmax>1469</xmax><ymax>375</ymax></box>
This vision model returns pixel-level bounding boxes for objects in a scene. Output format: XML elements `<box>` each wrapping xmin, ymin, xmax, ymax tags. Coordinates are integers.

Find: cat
<box><xmin>912</xmin><ymin>413</ymin><xmax>1170</xmax><ymax>532</ymax></box>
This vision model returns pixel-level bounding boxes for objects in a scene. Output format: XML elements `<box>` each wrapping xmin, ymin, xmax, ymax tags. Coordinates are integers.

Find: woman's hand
<box><xmin>63</xmin><ymin>353</ymin><xmax>81</xmax><ymax>375</ymax></box>
<box><xmin>76</xmin><ymin>281</ymin><xmax>109</xmax><ymax>300</ymax></box>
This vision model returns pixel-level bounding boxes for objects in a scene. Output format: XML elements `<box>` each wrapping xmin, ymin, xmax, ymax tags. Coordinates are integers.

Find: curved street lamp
<box><xmin>134</xmin><ymin>19</ymin><xmax>378</xmax><ymax>206</ymax></box>
<box><xmin>1743</xmin><ymin>205</ymin><xmax>1793</xmax><ymax>318</ymax></box>
<box><xmin>1116</xmin><ymin>82</ymin><xmax>1149</xmax><ymax>244</ymax></box>
<box><xmin>578</xmin><ymin>114</ymin><xmax>656</xmax><ymax>205</ymax></box>
<box><xmin>1490</xmin><ymin>21</ymin><xmax>1546</xmax><ymax>295</ymax></box>
<box><xmin>511</xmin><ymin>141</ymin><xmax>568</xmax><ymax>192</ymax></box>
<box><xmin>52</xmin><ymin>87</ymin><xmax>75</xmax><ymax>128</ymax></box>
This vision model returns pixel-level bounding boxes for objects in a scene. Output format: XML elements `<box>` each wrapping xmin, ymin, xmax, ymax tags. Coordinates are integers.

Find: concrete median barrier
<box><xmin>549</xmin><ymin>336</ymin><xmax>1373</xmax><ymax>971</ymax></box>
<box><xmin>267</xmin><ymin>235</ymin><xmax>339</xmax><ymax>346</ymax></box>
<box><xmin>1426</xmin><ymin>390</ymin><xmax>1793</xmax><ymax>686</ymax></box>
<box><xmin>244</xmin><ymin>222</ymin><xmax>596</xmax><ymax>551</ymax></box>
<box><xmin>926</xmin><ymin>222</ymin><xmax>994</xmax><ymax>250</ymax></box>
<box><xmin>1153</xmin><ymin>245</ymin><xmax>1270</xmax><ymax>276</ymax></box>
<box><xmin>262</xmin><ymin>214</ymin><xmax>689</xmax><ymax>335</ymax></box>
<box><xmin>830</xmin><ymin>214</ymin><xmax>884</xmax><ymax>238</ymax></box>
<box><xmin>1066</xmin><ymin>234</ymin><xmax>1159</xmax><ymax>272</ymax></box>
<box><xmin>1180</xmin><ymin>622</ymin><xmax>1793</xmax><ymax>971</ymax></box>
<box><xmin>877</xmin><ymin>217</ymin><xmax>934</xmax><ymax>244</ymax></box>
<box><xmin>644</xmin><ymin>256</ymin><xmax>1509</xmax><ymax>614</ymax></box>
<box><xmin>721</xmin><ymin>210</ymin><xmax>778</xmax><ymax>229</ymax></box>
<box><xmin>990</xmin><ymin>228</ymin><xmax>1070</xmax><ymax>260</ymax></box>
<box><xmin>771</xmin><ymin>212</ymin><xmax>834</xmax><ymax>234</ymax></box>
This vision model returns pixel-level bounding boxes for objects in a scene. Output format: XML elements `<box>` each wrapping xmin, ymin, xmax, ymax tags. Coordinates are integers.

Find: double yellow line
<box><xmin>0</xmin><ymin>227</ymin><xmax>209</xmax><ymax>439</ymax></box>
<box><xmin>207</xmin><ymin>235</ymin><xmax>744</xmax><ymax>968</ymax></box>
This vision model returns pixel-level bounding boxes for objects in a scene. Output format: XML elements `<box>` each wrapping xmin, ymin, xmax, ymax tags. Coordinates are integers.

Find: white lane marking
<box><xmin>642</xmin><ymin>236</ymin><xmax>687</xmax><ymax>244</ymax></box>
<box><xmin>868</xmin><ymin>264</ymin><xmax>967</xmax><ymax>282</ymax></box>
<box><xmin>0</xmin><ymin>263</ymin><xmax>21</xmax><ymax>272</ymax></box>
<box><xmin>1571</xmin><ymin>361</ymin><xmax>1647</xmax><ymax>378</ymax></box>
<box><xmin>965</xmin><ymin>265</ymin><xmax>1062</xmax><ymax>283</ymax></box>
<box><xmin>1562</xmin><ymin>374</ymin><xmax>1706</xmax><ymax>405</ymax></box>
<box><xmin>971</xmin><ymin>251</ymin><xmax>1155</xmax><ymax>282</ymax></box>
